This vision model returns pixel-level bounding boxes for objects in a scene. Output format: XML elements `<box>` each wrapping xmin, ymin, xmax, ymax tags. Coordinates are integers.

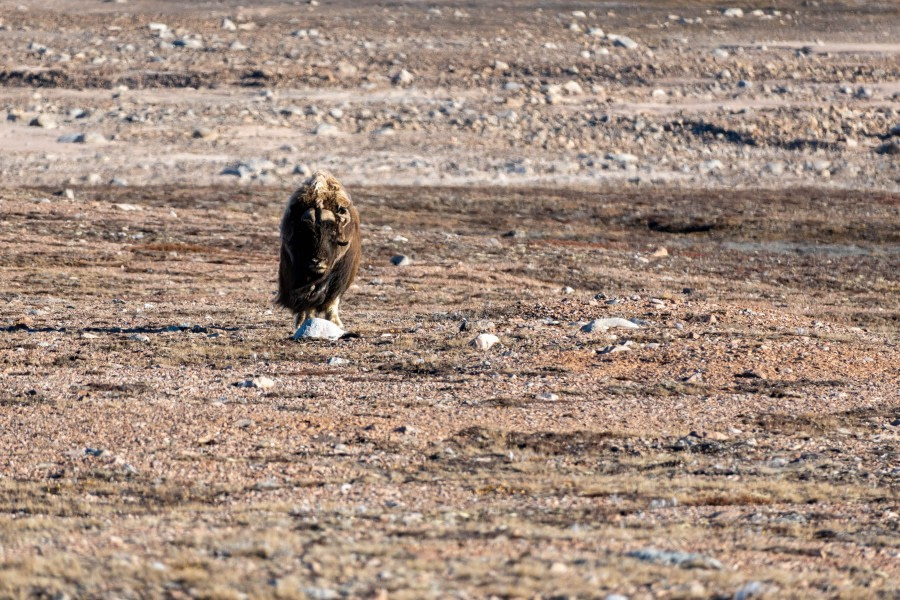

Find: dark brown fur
<box><xmin>276</xmin><ymin>170</ymin><xmax>361</xmax><ymax>328</ymax></box>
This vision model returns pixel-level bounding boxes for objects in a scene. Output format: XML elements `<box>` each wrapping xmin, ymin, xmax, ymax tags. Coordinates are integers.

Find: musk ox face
<box><xmin>300</xmin><ymin>204</ymin><xmax>352</xmax><ymax>275</ymax></box>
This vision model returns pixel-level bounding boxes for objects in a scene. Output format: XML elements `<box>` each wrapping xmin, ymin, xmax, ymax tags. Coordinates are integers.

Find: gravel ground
<box><xmin>0</xmin><ymin>1</ymin><xmax>899</xmax><ymax>599</ymax></box>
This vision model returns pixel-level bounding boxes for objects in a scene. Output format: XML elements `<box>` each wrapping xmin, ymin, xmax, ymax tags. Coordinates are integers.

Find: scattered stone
<box><xmin>313</xmin><ymin>123</ymin><xmax>341</xmax><ymax>136</ymax></box>
<box><xmin>712</xmin><ymin>48</ymin><xmax>729</xmax><ymax>59</ymax></box>
<box><xmin>611</xmin><ymin>35</ymin><xmax>638</xmax><ymax>49</ymax></box>
<box><xmin>723</xmin><ymin>8</ymin><xmax>744</xmax><ymax>17</ymax></box>
<box><xmin>459</xmin><ymin>319</ymin><xmax>495</xmax><ymax>332</ymax></box>
<box><xmin>562</xmin><ymin>80</ymin><xmax>583</xmax><ymax>95</ymax></box>
<box><xmin>581</xmin><ymin>318</ymin><xmax>641</xmax><ymax>332</ymax></box>
<box><xmin>470</xmin><ymin>333</ymin><xmax>500</xmax><ymax>350</ymax></box>
<box><xmin>127</xmin><ymin>333</ymin><xmax>150</xmax><ymax>342</ymax></box>
<box><xmin>222</xmin><ymin>18</ymin><xmax>237</xmax><ymax>31</ymax></box>
<box><xmin>561</xmin><ymin>286</ymin><xmax>575</xmax><ymax>294</ymax></box>
<box><xmin>114</xmin><ymin>203</ymin><xmax>141</xmax><ymax>211</ymax></box>
<box><xmin>627</xmin><ymin>547</ymin><xmax>723</xmax><ymax>569</ymax></box>
<box><xmin>326</xmin><ymin>356</ymin><xmax>349</xmax><ymax>366</ymax></box>
<box><xmin>764</xmin><ymin>161</ymin><xmax>785</xmax><ymax>175</ymax></box>
<box><xmin>876</xmin><ymin>140</ymin><xmax>900</xmax><ymax>155</ymax></box>
<box><xmin>293</xmin><ymin>318</ymin><xmax>346</xmax><ymax>341</ymax></box>
<box><xmin>586</xmin><ymin>27</ymin><xmax>604</xmax><ymax>37</ymax></box>
<box><xmin>392</xmin><ymin>69</ymin><xmax>414</xmax><ymax>86</ymax></box>
<box><xmin>251</xmin><ymin>376</ymin><xmax>275</xmax><ymax>389</ymax></box>
<box><xmin>700</xmin><ymin>159</ymin><xmax>724</xmax><ymax>172</ymax></box>
<box><xmin>192</xmin><ymin>127</ymin><xmax>217</xmax><ymax>140</ymax></box>
<box><xmin>735</xmin><ymin>581</ymin><xmax>766</xmax><ymax>600</ymax></box>
<box><xmin>229</xmin><ymin>40</ymin><xmax>247</xmax><ymax>51</ymax></box>
<box><xmin>390</xmin><ymin>254</ymin><xmax>411</xmax><ymax>266</ymax></box>
<box><xmin>596</xmin><ymin>341</ymin><xmax>633</xmax><ymax>355</ymax></box>
<box><xmin>607</xmin><ymin>152</ymin><xmax>638</xmax><ymax>165</ymax></box>
<box><xmin>173</xmin><ymin>38</ymin><xmax>203</xmax><ymax>49</ymax></box>
<box><xmin>221</xmin><ymin>158</ymin><xmax>276</xmax><ymax>178</ymax></box>
<box><xmin>110</xmin><ymin>177</ymin><xmax>128</xmax><ymax>186</ymax></box>
<box><xmin>58</xmin><ymin>132</ymin><xmax>107</xmax><ymax>144</ymax></box>
<box><xmin>236</xmin><ymin>376</ymin><xmax>275</xmax><ymax>389</ymax></box>
<box><xmin>650</xmin><ymin>247</ymin><xmax>668</xmax><ymax>258</ymax></box>
<box><xmin>537</xmin><ymin>392</ymin><xmax>559</xmax><ymax>401</ymax></box>
<box><xmin>29</xmin><ymin>114</ymin><xmax>57</xmax><ymax>129</ymax></box>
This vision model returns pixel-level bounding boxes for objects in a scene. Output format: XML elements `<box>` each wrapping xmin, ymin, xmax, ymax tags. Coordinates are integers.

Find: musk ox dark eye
<box><xmin>337</xmin><ymin>206</ymin><xmax>348</xmax><ymax>215</ymax></box>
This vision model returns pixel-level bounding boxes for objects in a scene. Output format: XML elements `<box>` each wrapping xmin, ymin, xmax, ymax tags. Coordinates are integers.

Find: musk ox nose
<box><xmin>309</xmin><ymin>260</ymin><xmax>328</xmax><ymax>273</ymax></box>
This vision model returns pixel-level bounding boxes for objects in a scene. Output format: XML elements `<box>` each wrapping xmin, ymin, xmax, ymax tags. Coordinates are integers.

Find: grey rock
<box><xmin>876</xmin><ymin>140</ymin><xmax>900</xmax><ymax>155</ymax></box>
<box><xmin>326</xmin><ymin>356</ymin><xmax>349</xmax><ymax>366</ymax></box>
<box><xmin>221</xmin><ymin>158</ymin><xmax>275</xmax><ymax>178</ymax></box>
<box><xmin>173</xmin><ymin>38</ymin><xmax>203</xmax><ymax>49</ymax></box>
<box><xmin>29</xmin><ymin>114</ymin><xmax>57</xmax><ymax>129</ymax></box>
<box><xmin>700</xmin><ymin>159</ymin><xmax>724</xmax><ymax>172</ymax></box>
<box><xmin>612</xmin><ymin>35</ymin><xmax>638</xmax><ymax>49</ymax></box>
<box><xmin>58</xmin><ymin>132</ymin><xmax>107</xmax><ymax>144</ymax></box>
<box><xmin>313</xmin><ymin>123</ymin><xmax>341</xmax><ymax>136</ymax></box>
<box><xmin>627</xmin><ymin>547</ymin><xmax>723</xmax><ymax>569</ymax></box>
<box><xmin>392</xmin><ymin>69</ymin><xmax>414</xmax><ymax>86</ymax></box>
<box><xmin>293</xmin><ymin>318</ymin><xmax>346</xmax><ymax>341</ymax></box>
<box><xmin>735</xmin><ymin>581</ymin><xmax>766</xmax><ymax>600</ymax></box>
<box><xmin>192</xmin><ymin>127</ymin><xmax>217</xmax><ymax>140</ymax></box>
<box><xmin>581</xmin><ymin>318</ymin><xmax>641</xmax><ymax>332</ymax></box>
<box><xmin>127</xmin><ymin>333</ymin><xmax>150</xmax><ymax>342</ymax></box>
<box><xmin>390</xmin><ymin>254</ymin><xmax>411</xmax><ymax>266</ymax></box>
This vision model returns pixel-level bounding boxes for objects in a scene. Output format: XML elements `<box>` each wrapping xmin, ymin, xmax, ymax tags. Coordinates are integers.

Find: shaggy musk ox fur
<box><xmin>276</xmin><ymin>170</ymin><xmax>360</xmax><ymax>329</ymax></box>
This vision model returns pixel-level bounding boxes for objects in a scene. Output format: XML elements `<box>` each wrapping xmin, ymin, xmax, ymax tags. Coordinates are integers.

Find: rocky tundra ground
<box><xmin>0</xmin><ymin>1</ymin><xmax>898</xmax><ymax>599</ymax></box>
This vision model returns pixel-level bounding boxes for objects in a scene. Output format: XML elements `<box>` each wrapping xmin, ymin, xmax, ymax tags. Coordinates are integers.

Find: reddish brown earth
<box><xmin>0</xmin><ymin>1</ymin><xmax>898</xmax><ymax>599</ymax></box>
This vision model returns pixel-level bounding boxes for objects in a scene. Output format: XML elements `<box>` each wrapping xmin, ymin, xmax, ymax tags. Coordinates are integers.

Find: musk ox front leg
<box><xmin>322</xmin><ymin>297</ymin><xmax>343</xmax><ymax>329</ymax></box>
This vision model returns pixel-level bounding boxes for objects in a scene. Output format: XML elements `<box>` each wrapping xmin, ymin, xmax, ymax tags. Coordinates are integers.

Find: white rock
<box><xmin>251</xmin><ymin>376</ymin><xmax>275</xmax><ymax>389</ymax></box>
<box><xmin>326</xmin><ymin>357</ymin><xmax>349</xmax><ymax>366</ymax></box>
<box><xmin>536</xmin><ymin>392</ymin><xmax>559</xmax><ymax>401</ymax></box>
<box><xmin>613</xmin><ymin>36</ymin><xmax>638</xmax><ymax>49</ymax></box>
<box><xmin>581</xmin><ymin>318</ymin><xmax>640</xmax><ymax>333</ymax></box>
<box><xmin>607</xmin><ymin>152</ymin><xmax>638</xmax><ymax>165</ymax></box>
<box><xmin>115</xmin><ymin>203</ymin><xmax>141</xmax><ymax>211</ymax></box>
<box><xmin>723</xmin><ymin>8</ymin><xmax>744</xmax><ymax>17</ymax></box>
<box><xmin>700</xmin><ymin>159</ymin><xmax>724</xmax><ymax>172</ymax></box>
<box><xmin>470</xmin><ymin>333</ymin><xmax>500</xmax><ymax>350</ymax></box>
<box><xmin>293</xmin><ymin>318</ymin><xmax>346</xmax><ymax>341</ymax></box>
<box><xmin>29</xmin><ymin>114</ymin><xmax>57</xmax><ymax>129</ymax></box>
<box><xmin>392</xmin><ymin>69</ymin><xmax>414</xmax><ymax>86</ymax></box>
<box><xmin>586</xmin><ymin>27</ymin><xmax>605</xmax><ymax>37</ymax></box>
<box><xmin>222</xmin><ymin>18</ymin><xmax>237</xmax><ymax>31</ymax></box>
<box><xmin>562</xmin><ymin>80</ymin><xmax>583</xmax><ymax>95</ymax></box>
<box><xmin>313</xmin><ymin>123</ymin><xmax>341</xmax><ymax>136</ymax></box>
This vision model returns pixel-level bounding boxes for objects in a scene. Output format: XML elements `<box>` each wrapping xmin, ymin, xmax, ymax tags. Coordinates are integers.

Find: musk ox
<box><xmin>276</xmin><ymin>170</ymin><xmax>361</xmax><ymax>329</ymax></box>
